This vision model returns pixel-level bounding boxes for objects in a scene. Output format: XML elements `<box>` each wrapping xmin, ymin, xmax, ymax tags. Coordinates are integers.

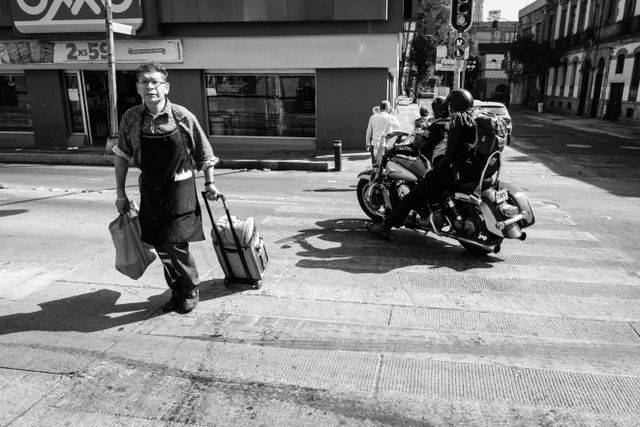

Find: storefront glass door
<box><xmin>84</xmin><ymin>71</ymin><xmax>109</xmax><ymax>145</ymax></box>
<box><xmin>63</xmin><ymin>70</ymin><xmax>141</xmax><ymax>146</ymax></box>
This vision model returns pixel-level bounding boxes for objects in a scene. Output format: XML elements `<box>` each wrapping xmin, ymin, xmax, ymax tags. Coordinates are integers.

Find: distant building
<box><xmin>516</xmin><ymin>0</ymin><xmax>640</xmax><ymax>123</ymax></box>
<box><xmin>473</xmin><ymin>0</ymin><xmax>485</xmax><ymax>23</ymax></box>
<box><xmin>467</xmin><ymin>20</ymin><xmax>518</xmax><ymax>103</ymax></box>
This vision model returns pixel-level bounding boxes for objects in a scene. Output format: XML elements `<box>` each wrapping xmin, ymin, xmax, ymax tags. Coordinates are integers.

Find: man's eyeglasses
<box><xmin>138</xmin><ymin>79</ymin><xmax>167</xmax><ymax>87</ymax></box>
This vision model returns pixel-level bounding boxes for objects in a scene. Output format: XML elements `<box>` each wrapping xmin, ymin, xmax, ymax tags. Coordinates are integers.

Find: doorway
<box><xmin>62</xmin><ymin>70</ymin><xmax>141</xmax><ymax>146</ymax></box>
<box><xmin>577</xmin><ymin>60</ymin><xmax>591</xmax><ymax>116</ymax></box>
<box><xmin>606</xmin><ymin>83</ymin><xmax>624</xmax><ymax>121</ymax></box>
<box><xmin>84</xmin><ymin>71</ymin><xmax>110</xmax><ymax>145</ymax></box>
<box><xmin>590</xmin><ymin>59</ymin><xmax>605</xmax><ymax>118</ymax></box>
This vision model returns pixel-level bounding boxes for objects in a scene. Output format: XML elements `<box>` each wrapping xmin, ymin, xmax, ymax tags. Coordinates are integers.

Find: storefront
<box><xmin>0</xmin><ymin>0</ymin><xmax>402</xmax><ymax>151</ymax></box>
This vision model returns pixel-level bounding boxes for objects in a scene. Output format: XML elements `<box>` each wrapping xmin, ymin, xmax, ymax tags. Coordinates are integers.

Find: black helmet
<box><xmin>418</xmin><ymin>105</ymin><xmax>429</xmax><ymax>117</ymax></box>
<box><xmin>431</xmin><ymin>96</ymin><xmax>449</xmax><ymax>118</ymax></box>
<box><xmin>445</xmin><ymin>89</ymin><xmax>474</xmax><ymax>113</ymax></box>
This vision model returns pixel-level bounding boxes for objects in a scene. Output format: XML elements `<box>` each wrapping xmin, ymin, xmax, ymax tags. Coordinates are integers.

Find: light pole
<box><xmin>105</xmin><ymin>0</ymin><xmax>118</xmax><ymax>153</ymax></box>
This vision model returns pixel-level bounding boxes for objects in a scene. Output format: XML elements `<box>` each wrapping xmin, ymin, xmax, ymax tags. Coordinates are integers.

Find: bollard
<box><xmin>333</xmin><ymin>140</ymin><xmax>342</xmax><ymax>171</ymax></box>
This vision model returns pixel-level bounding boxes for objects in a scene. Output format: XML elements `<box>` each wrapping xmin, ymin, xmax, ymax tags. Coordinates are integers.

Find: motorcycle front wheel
<box><xmin>357</xmin><ymin>178</ymin><xmax>387</xmax><ymax>222</ymax></box>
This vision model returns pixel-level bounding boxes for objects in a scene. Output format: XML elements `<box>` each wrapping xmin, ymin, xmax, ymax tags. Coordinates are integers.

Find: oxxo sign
<box><xmin>11</xmin><ymin>0</ymin><xmax>143</xmax><ymax>34</ymax></box>
<box><xmin>451</xmin><ymin>0</ymin><xmax>473</xmax><ymax>33</ymax></box>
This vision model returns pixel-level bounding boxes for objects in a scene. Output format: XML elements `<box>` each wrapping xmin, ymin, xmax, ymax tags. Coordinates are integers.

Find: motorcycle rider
<box><xmin>366</xmin><ymin>89</ymin><xmax>476</xmax><ymax>239</ymax></box>
<box><xmin>413</xmin><ymin>97</ymin><xmax>449</xmax><ymax>163</ymax></box>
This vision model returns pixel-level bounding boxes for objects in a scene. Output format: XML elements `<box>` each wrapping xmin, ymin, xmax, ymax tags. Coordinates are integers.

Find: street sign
<box><xmin>451</xmin><ymin>0</ymin><xmax>473</xmax><ymax>32</ymax></box>
<box><xmin>436</xmin><ymin>45</ymin><xmax>447</xmax><ymax>58</ymax></box>
<box><xmin>453</xmin><ymin>48</ymin><xmax>465</xmax><ymax>59</ymax></box>
<box><xmin>454</xmin><ymin>37</ymin><xmax>465</xmax><ymax>47</ymax></box>
<box><xmin>112</xmin><ymin>21</ymin><xmax>136</xmax><ymax>36</ymax></box>
<box><xmin>436</xmin><ymin>58</ymin><xmax>457</xmax><ymax>71</ymax></box>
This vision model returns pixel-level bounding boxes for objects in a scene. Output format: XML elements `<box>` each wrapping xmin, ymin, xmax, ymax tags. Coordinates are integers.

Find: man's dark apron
<box><xmin>138</xmin><ymin>127</ymin><xmax>204</xmax><ymax>245</ymax></box>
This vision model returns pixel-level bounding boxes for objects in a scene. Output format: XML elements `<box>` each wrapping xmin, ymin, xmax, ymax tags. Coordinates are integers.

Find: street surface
<box><xmin>1</xmin><ymin>108</ymin><xmax>640</xmax><ymax>425</ymax></box>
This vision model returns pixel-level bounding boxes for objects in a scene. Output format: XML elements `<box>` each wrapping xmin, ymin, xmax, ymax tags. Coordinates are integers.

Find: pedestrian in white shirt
<box><xmin>365</xmin><ymin>100</ymin><xmax>400</xmax><ymax>164</ymax></box>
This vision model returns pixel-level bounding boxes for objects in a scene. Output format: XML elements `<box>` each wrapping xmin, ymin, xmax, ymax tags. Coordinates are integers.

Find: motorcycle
<box><xmin>357</xmin><ymin>131</ymin><xmax>535</xmax><ymax>254</ymax></box>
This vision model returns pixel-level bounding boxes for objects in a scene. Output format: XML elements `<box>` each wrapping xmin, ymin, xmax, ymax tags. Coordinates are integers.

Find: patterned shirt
<box><xmin>113</xmin><ymin>99</ymin><xmax>218</xmax><ymax>171</ymax></box>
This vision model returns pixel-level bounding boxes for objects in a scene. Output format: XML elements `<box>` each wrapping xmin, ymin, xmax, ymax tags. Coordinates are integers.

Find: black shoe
<box><xmin>366</xmin><ymin>221</ymin><xmax>391</xmax><ymax>239</ymax></box>
<box><xmin>161</xmin><ymin>289</ymin><xmax>182</xmax><ymax>313</ymax></box>
<box><xmin>180</xmin><ymin>288</ymin><xmax>199</xmax><ymax>313</ymax></box>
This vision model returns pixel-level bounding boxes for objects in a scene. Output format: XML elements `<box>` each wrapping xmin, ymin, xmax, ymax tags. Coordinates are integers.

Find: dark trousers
<box><xmin>388</xmin><ymin>167</ymin><xmax>455</xmax><ymax>228</ymax></box>
<box><xmin>153</xmin><ymin>242</ymin><xmax>200</xmax><ymax>295</ymax></box>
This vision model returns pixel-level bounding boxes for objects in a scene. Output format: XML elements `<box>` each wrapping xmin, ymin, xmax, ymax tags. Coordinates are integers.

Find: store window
<box><xmin>64</xmin><ymin>73</ymin><xmax>84</xmax><ymax>133</ymax></box>
<box><xmin>0</xmin><ymin>74</ymin><xmax>32</xmax><ymax>132</ymax></box>
<box><xmin>206</xmin><ymin>74</ymin><xmax>316</xmax><ymax>138</ymax></box>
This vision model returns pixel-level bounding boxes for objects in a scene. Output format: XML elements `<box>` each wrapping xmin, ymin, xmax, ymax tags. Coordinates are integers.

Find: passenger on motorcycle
<box><xmin>366</xmin><ymin>89</ymin><xmax>476</xmax><ymax>239</ymax></box>
<box><xmin>412</xmin><ymin>97</ymin><xmax>450</xmax><ymax>164</ymax></box>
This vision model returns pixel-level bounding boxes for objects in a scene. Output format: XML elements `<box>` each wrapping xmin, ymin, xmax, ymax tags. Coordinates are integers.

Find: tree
<box><xmin>403</xmin><ymin>0</ymin><xmax>450</xmax><ymax>98</ymax></box>
<box><xmin>509</xmin><ymin>35</ymin><xmax>560</xmax><ymax>102</ymax></box>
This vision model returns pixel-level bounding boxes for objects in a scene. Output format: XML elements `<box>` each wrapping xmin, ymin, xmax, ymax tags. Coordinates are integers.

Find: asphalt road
<box><xmin>1</xmin><ymin>110</ymin><xmax>640</xmax><ymax>426</ymax></box>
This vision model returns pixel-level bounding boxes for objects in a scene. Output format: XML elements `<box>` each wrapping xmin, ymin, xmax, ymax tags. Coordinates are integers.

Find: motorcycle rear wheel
<box><xmin>357</xmin><ymin>178</ymin><xmax>387</xmax><ymax>222</ymax></box>
<box><xmin>457</xmin><ymin>205</ymin><xmax>504</xmax><ymax>255</ymax></box>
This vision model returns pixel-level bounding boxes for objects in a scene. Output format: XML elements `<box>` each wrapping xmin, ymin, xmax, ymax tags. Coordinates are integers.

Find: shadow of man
<box><xmin>0</xmin><ymin>280</ymin><xmax>245</xmax><ymax>336</ymax></box>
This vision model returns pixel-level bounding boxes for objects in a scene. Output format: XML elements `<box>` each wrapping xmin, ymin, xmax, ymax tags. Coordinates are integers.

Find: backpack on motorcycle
<box><xmin>472</xmin><ymin>111</ymin><xmax>507</xmax><ymax>176</ymax></box>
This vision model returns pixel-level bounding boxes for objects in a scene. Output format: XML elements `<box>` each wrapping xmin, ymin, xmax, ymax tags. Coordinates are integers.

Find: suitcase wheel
<box><xmin>223</xmin><ymin>277</ymin><xmax>232</xmax><ymax>288</ymax></box>
<box><xmin>253</xmin><ymin>280</ymin><xmax>262</xmax><ymax>289</ymax></box>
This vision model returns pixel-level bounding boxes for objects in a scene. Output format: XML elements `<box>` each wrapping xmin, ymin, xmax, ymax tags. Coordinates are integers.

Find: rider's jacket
<box><xmin>393</xmin><ymin>117</ymin><xmax>450</xmax><ymax>163</ymax></box>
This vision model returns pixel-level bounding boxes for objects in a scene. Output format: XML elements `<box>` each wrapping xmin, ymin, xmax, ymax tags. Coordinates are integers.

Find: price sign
<box><xmin>54</xmin><ymin>40</ymin><xmax>183</xmax><ymax>63</ymax></box>
<box><xmin>57</xmin><ymin>41</ymin><xmax>108</xmax><ymax>62</ymax></box>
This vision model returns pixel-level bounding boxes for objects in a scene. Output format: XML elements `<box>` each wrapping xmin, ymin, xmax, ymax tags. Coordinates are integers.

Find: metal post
<box><xmin>333</xmin><ymin>140</ymin><xmax>342</xmax><ymax>171</ymax></box>
<box><xmin>105</xmin><ymin>0</ymin><xmax>119</xmax><ymax>153</ymax></box>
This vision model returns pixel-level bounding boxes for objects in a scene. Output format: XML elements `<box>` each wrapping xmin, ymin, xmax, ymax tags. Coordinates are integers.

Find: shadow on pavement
<box><xmin>278</xmin><ymin>218</ymin><xmax>499</xmax><ymax>274</ymax></box>
<box><xmin>0</xmin><ymin>209</ymin><xmax>28</xmax><ymax>217</ymax></box>
<box><xmin>0</xmin><ymin>279</ymin><xmax>244</xmax><ymax>336</ymax></box>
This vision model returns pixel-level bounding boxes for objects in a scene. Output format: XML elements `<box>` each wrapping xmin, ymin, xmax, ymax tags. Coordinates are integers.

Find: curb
<box><xmin>0</xmin><ymin>152</ymin><xmax>331</xmax><ymax>172</ymax></box>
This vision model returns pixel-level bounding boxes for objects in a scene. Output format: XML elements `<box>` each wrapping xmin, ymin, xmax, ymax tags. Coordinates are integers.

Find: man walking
<box><xmin>113</xmin><ymin>62</ymin><xmax>222</xmax><ymax>313</ymax></box>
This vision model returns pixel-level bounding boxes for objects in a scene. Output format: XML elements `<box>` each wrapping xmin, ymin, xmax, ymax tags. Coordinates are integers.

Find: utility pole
<box><xmin>105</xmin><ymin>0</ymin><xmax>118</xmax><ymax>153</ymax></box>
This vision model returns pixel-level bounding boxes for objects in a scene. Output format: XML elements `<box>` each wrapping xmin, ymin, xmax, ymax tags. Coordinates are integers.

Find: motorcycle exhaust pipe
<box><xmin>456</xmin><ymin>235</ymin><xmax>501</xmax><ymax>254</ymax></box>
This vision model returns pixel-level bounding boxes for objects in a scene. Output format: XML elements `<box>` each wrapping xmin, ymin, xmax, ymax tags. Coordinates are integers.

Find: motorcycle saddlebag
<box><xmin>212</xmin><ymin>215</ymin><xmax>269</xmax><ymax>283</ymax></box>
<box><xmin>502</xmin><ymin>183</ymin><xmax>535</xmax><ymax>228</ymax></box>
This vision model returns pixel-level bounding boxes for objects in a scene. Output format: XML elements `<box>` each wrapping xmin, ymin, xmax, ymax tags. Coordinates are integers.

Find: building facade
<box><xmin>0</xmin><ymin>0</ymin><xmax>404</xmax><ymax>152</ymax></box>
<box><xmin>518</xmin><ymin>0</ymin><xmax>640</xmax><ymax>122</ymax></box>
<box><xmin>467</xmin><ymin>20</ymin><xmax>518</xmax><ymax>104</ymax></box>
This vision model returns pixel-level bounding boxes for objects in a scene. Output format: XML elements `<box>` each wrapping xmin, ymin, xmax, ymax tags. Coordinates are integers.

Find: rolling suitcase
<box><xmin>202</xmin><ymin>192</ymin><xmax>269</xmax><ymax>288</ymax></box>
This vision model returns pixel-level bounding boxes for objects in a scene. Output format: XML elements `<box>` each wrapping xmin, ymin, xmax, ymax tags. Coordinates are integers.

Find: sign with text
<box><xmin>12</xmin><ymin>0</ymin><xmax>143</xmax><ymax>34</ymax></box>
<box><xmin>436</xmin><ymin>46</ymin><xmax>447</xmax><ymax>58</ymax></box>
<box><xmin>53</xmin><ymin>39</ymin><xmax>183</xmax><ymax>63</ymax></box>
<box><xmin>436</xmin><ymin>58</ymin><xmax>456</xmax><ymax>71</ymax></box>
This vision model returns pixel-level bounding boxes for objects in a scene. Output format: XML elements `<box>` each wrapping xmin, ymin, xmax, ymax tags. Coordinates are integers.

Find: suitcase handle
<box><xmin>201</xmin><ymin>192</ymin><xmax>253</xmax><ymax>283</ymax></box>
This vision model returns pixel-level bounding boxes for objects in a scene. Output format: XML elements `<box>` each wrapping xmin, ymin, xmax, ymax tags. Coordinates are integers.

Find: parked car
<box><xmin>473</xmin><ymin>100</ymin><xmax>512</xmax><ymax>145</ymax></box>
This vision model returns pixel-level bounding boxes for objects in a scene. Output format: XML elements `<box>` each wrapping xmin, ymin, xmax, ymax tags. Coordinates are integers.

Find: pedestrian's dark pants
<box><xmin>387</xmin><ymin>168</ymin><xmax>454</xmax><ymax>228</ymax></box>
<box><xmin>154</xmin><ymin>242</ymin><xmax>200</xmax><ymax>295</ymax></box>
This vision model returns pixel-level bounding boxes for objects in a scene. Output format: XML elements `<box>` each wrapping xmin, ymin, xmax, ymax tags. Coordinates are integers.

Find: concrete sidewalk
<box><xmin>0</xmin><ymin>146</ymin><xmax>342</xmax><ymax>172</ymax></box>
<box><xmin>509</xmin><ymin>105</ymin><xmax>640</xmax><ymax>142</ymax></box>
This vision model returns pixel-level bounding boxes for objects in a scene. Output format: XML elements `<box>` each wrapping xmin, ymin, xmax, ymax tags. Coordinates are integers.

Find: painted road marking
<box><xmin>566</xmin><ymin>144</ymin><xmax>592</xmax><ymax>148</ymax></box>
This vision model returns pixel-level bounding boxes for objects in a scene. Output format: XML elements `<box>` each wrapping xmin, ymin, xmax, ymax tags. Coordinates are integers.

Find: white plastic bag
<box><xmin>108</xmin><ymin>208</ymin><xmax>156</xmax><ymax>280</ymax></box>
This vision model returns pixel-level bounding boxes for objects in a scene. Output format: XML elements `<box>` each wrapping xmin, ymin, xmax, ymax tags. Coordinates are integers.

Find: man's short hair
<box><xmin>135</xmin><ymin>62</ymin><xmax>168</xmax><ymax>82</ymax></box>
